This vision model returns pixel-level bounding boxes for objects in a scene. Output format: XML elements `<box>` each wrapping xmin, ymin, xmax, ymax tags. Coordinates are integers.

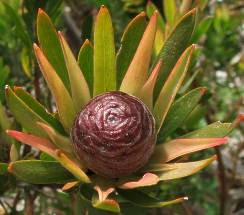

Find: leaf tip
<box><xmin>99</xmin><ymin>5</ymin><xmax>108</xmax><ymax>13</ymax></box>
<box><xmin>237</xmin><ymin>114</ymin><xmax>244</xmax><ymax>123</ymax></box>
<box><xmin>13</xmin><ymin>86</ymin><xmax>22</xmax><ymax>92</ymax></box>
<box><xmin>189</xmin><ymin>7</ymin><xmax>197</xmax><ymax>15</ymax></box>
<box><xmin>7</xmin><ymin>162</ymin><xmax>14</xmax><ymax>173</ymax></box>
<box><xmin>5</xmin><ymin>85</ymin><xmax>10</xmax><ymax>93</ymax></box>
<box><xmin>231</xmin><ymin>113</ymin><xmax>244</xmax><ymax>129</ymax></box>
<box><xmin>38</xmin><ymin>8</ymin><xmax>45</xmax><ymax>15</ymax></box>
<box><xmin>151</xmin><ymin>10</ymin><xmax>158</xmax><ymax>22</ymax></box>
<box><xmin>5</xmin><ymin>129</ymin><xmax>12</xmax><ymax>136</ymax></box>
<box><xmin>33</xmin><ymin>43</ymin><xmax>40</xmax><ymax>52</ymax></box>
<box><xmin>200</xmin><ymin>87</ymin><xmax>208</xmax><ymax>95</ymax></box>
<box><xmin>84</xmin><ymin>39</ymin><xmax>92</xmax><ymax>46</ymax></box>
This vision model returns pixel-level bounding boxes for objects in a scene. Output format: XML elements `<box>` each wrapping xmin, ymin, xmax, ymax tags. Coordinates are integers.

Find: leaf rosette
<box><xmin>3</xmin><ymin>4</ymin><xmax>243</xmax><ymax>214</ymax></box>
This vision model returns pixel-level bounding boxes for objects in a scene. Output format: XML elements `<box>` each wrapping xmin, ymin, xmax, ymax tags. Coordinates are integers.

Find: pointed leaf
<box><xmin>116</xmin><ymin>12</ymin><xmax>147</xmax><ymax>87</ymax></box>
<box><xmin>37</xmin><ymin>122</ymin><xmax>73</xmax><ymax>154</ymax></box>
<box><xmin>183</xmin><ymin>114</ymin><xmax>244</xmax><ymax>138</ymax></box>
<box><xmin>118</xmin><ymin>189</ymin><xmax>187</xmax><ymax>208</ymax></box>
<box><xmin>37</xmin><ymin>9</ymin><xmax>70</xmax><ymax>91</ymax></box>
<box><xmin>120</xmin><ymin>11</ymin><xmax>157</xmax><ymax>96</ymax></box>
<box><xmin>62</xmin><ymin>181</ymin><xmax>80</xmax><ymax>191</ymax></box>
<box><xmin>55</xmin><ymin>150</ymin><xmax>91</xmax><ymax>184</ymax></box>
<box><xmin>59</xmin><ymin>33</ymin><xmax>90</xmax><ymax>111</ymax></box>
<box><xmin>78</xmin><ymin>39</ymin><xmax>93</xmax><ymax>94</ymax></box>
<box><xmin>93</xmin><ymin>6</ymin><xmax>116</xmax><ymax>96</ymax></box>
<box><xmin>150</xmin><ymin>138</ymin><xmax>228</xmax><ymax>164</ymax></box>
<box><xmin>152</xmin><ymin>8</ymin><xmax>196</xmax><ymax>100</ymax></box>
<box><xmin>92</xmin><ymin>195</ymin><xmax>120</xmax><ymax>213</ymax></box>
<box><xmin>21</xmin><ymin>48</ymin><xmax>32</xmax><ymax>78</ymax></box>
<box><xmin>0</xmin><ymin>102</ymin><xmax>11</xmax><ymax>131</ymax></box>
<box><xmin>33</xmin><ymin>44</ymin><xmax>75</xmax><ymax>132</ymax></box>
<box><xmin>153</xmin><ymin>45</ymin><xmax>195</xmax><ymax>131</ymax></box>
<box><xmin>191</xmin><ymin>16</ymin><xmax>213</xmax><ymax>43</ymax></box>
<box><xmin>164</xmin><ymin>0</ymin><xmax>176</xmax><ymax>26</ymax></box>
<box><xmin>179</xmin><ymin>68</ymin><xmax>201</xmax><ymax>94</ymax></box>
<box><xmin>94</xmin><ymin>186</ymin><xmax>114</xmax><ymax>202</ymax></box>
<box><xmin>154</xmin><ymin>28</ymin><xmax>164</xmax><ymax>56</ymax></box>
<box><xmin>8</xmin><ymin>160</ymin><xmax>74</xmax><ymax>184</ymax></box>
<box><xmin>138</xmin><ymin>60</ymin><xmax>162</xmax><ymax>110</ymax></box>
<box><xmin>14</xmin><ymin>87</ymin><xmax>64</xmax><ymax>134</ymax></box>
<box><xmin>118</xmin><ymin>173</ymin><xmax>159</xmax><ymax>189</ymax></box>
<box><xmin>184</xmin><ymin>104</ymin><xmax>207</xmax><ymax>128</ymax></box>
<box><xmin>157</xmin><ymin>87</ymin><xmax>207</xmax><ymax>141</ymax></box>
<box><xmin>156</xmin><ymin>156</ymin><xmax>216</xmax><ymax>180</ymax></box>
<box><xmin>6</xmin><ymin>130</ymin><xmax>57</xmax><ymax>158</ymax></box>
<box><xmin>5</xmin><ymin>86</ymin><xmax>46</xmax><ymax>137</ymax></box>
<box><xmin>146</xmin><ymin>1</ymin><xmax>165</xmax><ymax>31</ymax></box>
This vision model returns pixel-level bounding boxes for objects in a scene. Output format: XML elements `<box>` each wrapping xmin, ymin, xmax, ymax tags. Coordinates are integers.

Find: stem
<box><xmin>214</xmin><ymin>146</ymin><xmax>227</xmax><ymax>215</ymax></box>
<box><xmin>25</xmin><ymin>191</ymin><xmax>37</xmax><ymax>215</ymax></box>
<box><xmin>33</xmin><ymin>68</ymin><xmax>41</xmax><ymax>102</ymax></box>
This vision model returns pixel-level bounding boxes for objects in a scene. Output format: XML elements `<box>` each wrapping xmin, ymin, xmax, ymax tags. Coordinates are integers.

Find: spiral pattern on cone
<box><xmin>71</xmin><ymin>91</ymin><xmax>156</xmax><ymax>178</ymax></box>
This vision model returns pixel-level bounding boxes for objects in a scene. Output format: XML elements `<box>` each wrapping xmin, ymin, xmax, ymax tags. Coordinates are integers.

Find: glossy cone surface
<box><xmin>71</xmin><ymin>92</ymin><xmax>156</xmax><ymax>178</ymax></box>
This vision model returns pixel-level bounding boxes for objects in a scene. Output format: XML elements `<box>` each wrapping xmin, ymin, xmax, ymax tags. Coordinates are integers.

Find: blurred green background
<box><xmin>0</xmin><ymin>0</ymin><xmax>243</xmax><ymax>214</ymax></box>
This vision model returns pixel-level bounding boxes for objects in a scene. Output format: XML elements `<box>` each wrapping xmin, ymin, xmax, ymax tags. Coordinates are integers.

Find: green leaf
<box><xmin>13</xmin><ymin>87</ymin><xmax>64</xmax><ymax>134</ymax></box>
<box><xmin>59</xmin><ymin>33</ymin><xmax>90</xmax><ymax>112</ymax></box>
<box><xmin>153</xmin><ymin>45</ymin><xmax>195</xmax><ymax>132</ymax></box>
<box><xmin>40</xmin><ymin>152</ymin><xmax>56</xmax><ymax>161</ymax></box>
<box><xmin>118</xmin><ymin>189</ymin><xmax>186</xmax><ymax>208</ymax></box>
<box><xmin>21</xmin><ymin>48</ymin><xmax>32</xmax><ymax>78</ymax></box>
<box><xmin>93</xmin><ymin>6</ymin><xmax>116</xmax><ymax>96</ymax></box>
<box><xmin>120</xmin><ymin>12</ymin><xmax>157</xmax><ymax>96</ymax></box>
<box><xmin>191</xmin><ymin>16</ymin><xmax>213</xmax><ymax>43</ymax></box>
<box><xmin>179</xmin><ymin>68</ymin><xmax>201</xmax><ymax>94</ymax></box>
<box><xmin>8</xmin><ymin>160</ymin><xmax>74</xmax><ymax>184</ymax></box>
<box><xmin>5</xmin><ymin>86</ymin><xmax>48</xmax><ymax>137</ymax></box>
<box><xmin>157</xmin><ymin>87</ymin><xmax>207</xmax><ymax>141</ymax></box>
<box><xmin>78</xmin><ymin>40</ymin><xmax>94</xmax><ymax>95</ymax></box>
<box><xmin>149</xmin><ymin>138</ymin><xmax>227</xmax><ymax>164</ymax></box>
<box><xmin>92</xmin><ymin>196</ymin><xmax>120</xmax><ymax>213</ymax></box>
<box><xmin>154</xmin><ymin>28</ymin><xmax>164</xmax><ymax>56</ymax></box>
<box><xmin>0</xmin><ymin>163</ymin><xmax>8</xmax><ymax>175</ymax></box>
<box><xmin>116</xmin><ymin>12</ymin><xmax>147</xmax><ymax>87</ymax></box>
<box><xmin>164</xmin><ymin>0</ymin><xmax>176</xmax><ymax>26</ymax></box>
<box><xmin>152</xmin><ymin>8</ymin><xmax>196</xmax><ymax>100</ymax></box>
<box><xmin>183</xmin><ymin>114</ymin><xmax>244</xmax><ymax>138</ymax></box>
<box><xmin>155</xmin><ymin>156</ymin><xmax>216</xmax><ymax>181</ymax></box>
<box><xmin>37</xmin><ymin>9</ymin><xmax>70</xmax><ymax>91</ymax></box>
<box><xmin>146</xmin><ymin>1</ymin><xmax>165</xmax><ymax>31</ymax></box>
<box><xmin>33</xmin><ymin>44</ymin><xmax>75</xmax><ymax>132</ymax></box>
<box><xmin>184</xmin><ymin>104</ymin><xmax>207</xmax><ymax>128</ymax></box>
<box><xmin>0</xmin><ymin>102</ymin><xmax>11</xmax><ymax>131</ymax></box>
